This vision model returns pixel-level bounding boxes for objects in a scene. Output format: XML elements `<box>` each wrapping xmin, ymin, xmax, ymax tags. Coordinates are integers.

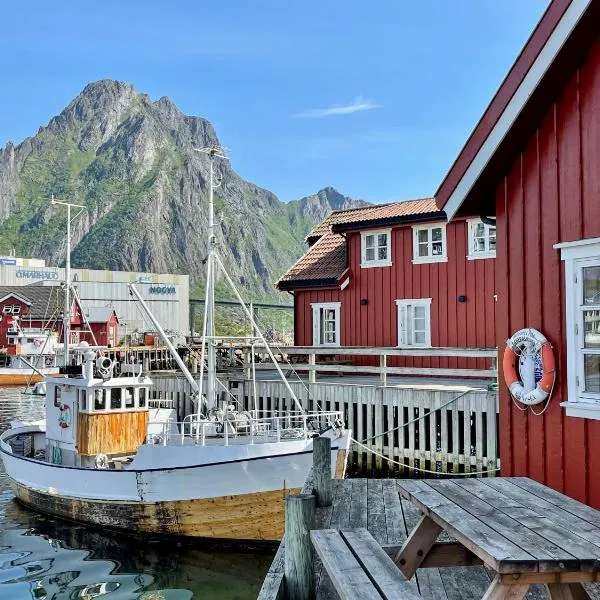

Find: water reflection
<box><xmin>0</xmin><ymin>387</ymin><xmax>272</xmax><ymax>599</ymax></box>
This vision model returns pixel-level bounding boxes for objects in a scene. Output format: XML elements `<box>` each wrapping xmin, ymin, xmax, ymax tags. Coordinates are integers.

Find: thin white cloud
<box><xmin>293</xmin><ymin>96</ymin><xmax>382</xmax><ymax>119</ymax></box>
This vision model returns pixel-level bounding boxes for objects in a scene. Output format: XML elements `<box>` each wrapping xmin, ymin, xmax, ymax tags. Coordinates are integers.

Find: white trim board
<box><xmin>444</xmin><ymin>0</ymin><xmax>591</xmax><ymax>220</ymax></box>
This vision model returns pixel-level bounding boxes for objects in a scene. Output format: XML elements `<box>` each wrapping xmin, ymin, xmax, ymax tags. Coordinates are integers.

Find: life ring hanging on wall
<box><xmin>502</xmin><ymin>328</ymin><xmax>556</xmax><ymax>406</ymax></box>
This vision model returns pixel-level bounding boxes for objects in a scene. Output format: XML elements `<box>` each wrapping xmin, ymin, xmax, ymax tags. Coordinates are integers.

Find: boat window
<box><xmin>139</xmin><ymin>388</ymin><xmax>146</xmax><ymax>408</ymax></box>
<box><xmin>125</xmin><ymin>387</ymin><xmax>135</xmax><ymax>409</ymax></box>
<box><xmin>94</xmin><ymin>389</ymin><xmax>105</xmax><ymax>411</ymax></box>
<box><xmin>80</xmin><ymin>390</ymin><xmax>87</xmax><ymax>411</ymax></box>
<box><xmin>54</xmin><ymin>386</ymin><xmax>61</xmax><ymax>407</ymax></box>
<box><xmin>111</xmin><ymin>388</ymin><xmax>122</xmax><ymax>410</ymax></box>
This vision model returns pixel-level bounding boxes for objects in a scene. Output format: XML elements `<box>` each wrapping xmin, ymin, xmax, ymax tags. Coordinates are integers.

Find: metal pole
<box><xmin>64</xmin><ymin>203</ymin><xmax>70</xmax><ymax>365</ymax></box>
<box><xmin>207</xmin><ymin>153</ymin><xmax>217</xmax><ymax>412</ymax></box>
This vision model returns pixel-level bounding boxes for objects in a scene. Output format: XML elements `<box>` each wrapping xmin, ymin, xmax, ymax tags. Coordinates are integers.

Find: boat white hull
<box><xmin>0</xmin><ymin>367</ymin><xmax>60</xmax><ymax>385</ymax></box>
<box><xmin>0</xmin><ymin>427</ymin><xmax>350</xmax><ymax>541</ymax></box>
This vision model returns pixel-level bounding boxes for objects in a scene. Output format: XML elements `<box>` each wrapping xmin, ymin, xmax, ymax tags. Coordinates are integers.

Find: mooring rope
<box><xmin>359</xmin><ymin>388</ymin><xmax>473</xmax><ymax>445</ymax></box>
<box><xmin>350</xmin><ymin>437</ymin><xmax>501</xmax><ymax>476</ymax></box>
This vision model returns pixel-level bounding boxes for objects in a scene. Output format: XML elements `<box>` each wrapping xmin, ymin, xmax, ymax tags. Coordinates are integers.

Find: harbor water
<box><xmin>0</xmin><ymin>387</ymin><xmax>272</xmax><ymax>600</ymax></box>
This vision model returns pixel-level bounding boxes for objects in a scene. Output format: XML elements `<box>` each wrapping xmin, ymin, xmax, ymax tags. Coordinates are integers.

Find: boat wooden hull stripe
<box><xmin>13</xmin><ymin>481</ymin><xmax>300</xmax><ymax>541</ymax></box>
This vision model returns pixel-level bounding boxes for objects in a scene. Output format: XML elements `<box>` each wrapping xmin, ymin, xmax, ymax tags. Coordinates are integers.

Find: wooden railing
<box><xmin>239</xmin><ymin>345</ymin><xmax>498</xmax><ymax>384</ymax></box>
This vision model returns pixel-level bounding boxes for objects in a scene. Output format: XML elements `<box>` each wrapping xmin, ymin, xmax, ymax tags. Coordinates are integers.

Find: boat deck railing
<box><xmin>145</xmin><ymin>410</ymin><xmax>343</xmax><ymax>447</ymax></box>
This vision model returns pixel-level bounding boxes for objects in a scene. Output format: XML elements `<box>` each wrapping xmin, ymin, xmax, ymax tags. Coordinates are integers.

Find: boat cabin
<box><xmin>45</xmin><ymin>349</ymin><xmax>152</xmax><ymax>468</ymax></box>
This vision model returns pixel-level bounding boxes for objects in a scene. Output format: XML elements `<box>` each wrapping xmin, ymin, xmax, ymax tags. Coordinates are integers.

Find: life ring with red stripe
<box><xmin>502</xmin><ymin>328</ymin><xmax>555</xmax><ymax>406</ymax></box>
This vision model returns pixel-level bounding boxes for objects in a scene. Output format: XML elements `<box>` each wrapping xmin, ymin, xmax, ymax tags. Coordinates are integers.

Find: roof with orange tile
<box><xmin>278</xmin><ymin>197</ymin><xmax>445</xmax><ymax>289</ymax></box>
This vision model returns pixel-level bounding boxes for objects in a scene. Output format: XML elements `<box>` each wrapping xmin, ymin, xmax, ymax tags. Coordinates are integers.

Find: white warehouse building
<box><xmin>0</xmin><ymin>257</ymin><xmax>190</xmax><ymax>338</ymax></box>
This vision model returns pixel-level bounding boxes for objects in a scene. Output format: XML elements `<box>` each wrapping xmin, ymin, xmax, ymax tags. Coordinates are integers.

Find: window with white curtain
<box><xmin>311</xmin><ymin>302</ymin><xmax>341</xmax><ymax>346</ymax></box>
<box><xmin>396</xmin><ymin>298</ymin><xmax>432</xmax><ymax>347</ymax></box>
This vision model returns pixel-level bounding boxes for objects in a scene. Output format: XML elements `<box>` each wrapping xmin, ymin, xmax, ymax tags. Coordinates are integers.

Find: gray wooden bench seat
<box><xmin>311</xmin><ymin>528</ymin><xmax>422</xmax><ymax>600</ymax></box>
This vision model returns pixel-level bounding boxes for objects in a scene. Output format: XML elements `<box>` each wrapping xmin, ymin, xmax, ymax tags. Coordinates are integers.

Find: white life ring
<box><xmin>502</xmin><ymin>328</ymin><xmax>556</xmax><ymax>406</ymax></box>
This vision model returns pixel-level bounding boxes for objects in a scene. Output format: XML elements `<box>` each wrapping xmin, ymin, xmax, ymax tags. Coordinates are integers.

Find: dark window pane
<box><xmin>584</xmin><ymin>355</ymin><xmax>600</xmax><ymax>393</ymax></box>
<box><xmin>583</xmin><ymin>266</ymin><xmax>600</xmax><ymax>305</ymax></box>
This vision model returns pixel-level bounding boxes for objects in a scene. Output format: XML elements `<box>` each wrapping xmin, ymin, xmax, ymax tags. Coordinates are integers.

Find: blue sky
<box><xmin>1</xmin><ymin>1</ymin><xmax>549</xmax><ymax>203</ymax></box>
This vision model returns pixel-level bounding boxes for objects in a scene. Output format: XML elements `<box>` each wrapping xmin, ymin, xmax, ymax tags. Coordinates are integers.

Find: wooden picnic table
<box><xmin>396</xmin><ymin>477</ymin><xmax>600</xmax><ymax>599</ymax></box>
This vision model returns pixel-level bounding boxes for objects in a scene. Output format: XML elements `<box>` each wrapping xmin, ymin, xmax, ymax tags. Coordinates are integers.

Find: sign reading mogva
<box><xmin>16</xmin><ymin>269</ymin><xmax>59</xmax><ymax>280</ymax></box>
<box><xmin>149</xmin><ymin>285</ymin><xmax>176</xmax><ymax>296</ymax></box>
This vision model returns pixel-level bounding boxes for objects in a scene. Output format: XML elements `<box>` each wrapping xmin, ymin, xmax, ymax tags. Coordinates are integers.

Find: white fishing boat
<box><xmin>0</xmin><ymin>148</ymin><xmax>351</xmax><ymax>542</ymax></box>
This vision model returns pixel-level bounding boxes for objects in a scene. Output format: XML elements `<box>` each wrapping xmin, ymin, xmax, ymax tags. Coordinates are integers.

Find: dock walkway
<box><xmin>260</xmin><ymin>478</ymin><xmax>591</xmax><ymax>600</ymax></box>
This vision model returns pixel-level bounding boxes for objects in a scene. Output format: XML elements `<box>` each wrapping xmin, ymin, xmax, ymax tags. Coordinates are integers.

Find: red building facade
<box><xmin>436</xmin><ymin>1</ymin><xmax>600</xmax><ymax>505</ymax></box>
<box><xmin>277</xmin><ymin>199</ymin><xmax>496</xmax><ymax>370</ymax></box>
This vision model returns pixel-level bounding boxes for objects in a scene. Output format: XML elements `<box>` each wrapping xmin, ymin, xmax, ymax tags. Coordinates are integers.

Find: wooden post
<box><xmin>244</xmin><ymin>348</ymin><xmax>252</xmax><ymax>380</ymax></box>
<box><xmin>380</xmin><ymin>353</ymin><xmax>387</xmax><ymax>386</ymax></box>
<box><xmin>313</xmin><ymin>436</ymin><xmax>332</xmax><ymax>507</ymax></box>
<box><xmin>308</xmin><ymin>353</ymin><xmax>316</xmax><ymax>384</ymax></box>
<box><xmin>284</xmin><ymin>493</ymin><xmax>316</xmax><ymax>600</ymax></box>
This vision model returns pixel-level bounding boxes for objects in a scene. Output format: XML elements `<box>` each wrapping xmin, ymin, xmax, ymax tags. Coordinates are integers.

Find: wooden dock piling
<box><xmin>284</xmin><ymin>493</ymin><xmax>316</xmax><ymax>600</ymax></box>
<box><xmin>312</xmin><ymin>437</ymin><xmax>332</xmax><ymax>507</ymax></box>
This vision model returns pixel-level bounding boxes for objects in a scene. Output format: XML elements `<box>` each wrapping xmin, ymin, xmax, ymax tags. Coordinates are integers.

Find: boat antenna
<box><xmin>193</xmin><ymin>144</ymin><xmax>229</xmax><ymax>411</ymax></box>
<box><xmin>50</xmin><ymin>195</ymin><xmax>85</xmax><ymax>368</ymax></box>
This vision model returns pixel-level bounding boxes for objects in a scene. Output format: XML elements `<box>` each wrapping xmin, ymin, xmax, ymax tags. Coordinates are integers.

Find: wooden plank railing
<box><xmin>237</xmin><ymin>345</ymin><xmax>498</xmax><ymax>384</ymax></box>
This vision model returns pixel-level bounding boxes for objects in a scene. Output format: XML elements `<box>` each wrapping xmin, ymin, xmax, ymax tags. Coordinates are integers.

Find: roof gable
<box><xmin>0</xmin><ymin>292</ymin><xmax>32</xmax><ymax>306</ymax></box>
<box><xmin>436</xmin><ymin>0</ymin><xmax>596</xmax><ymax>219</ymax></box>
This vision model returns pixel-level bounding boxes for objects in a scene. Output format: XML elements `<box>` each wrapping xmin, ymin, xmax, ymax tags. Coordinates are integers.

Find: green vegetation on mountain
<box><xmin>0</xmin><ymin>80</ymin><xmax>368</xmax><ymax>298</ymax></box>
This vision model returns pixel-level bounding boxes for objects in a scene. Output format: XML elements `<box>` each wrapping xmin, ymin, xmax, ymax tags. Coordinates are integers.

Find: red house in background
<box><xmin>0</xmin><ymin>285</ymin><xmax>85</xmax><ymax>349</ymax></box>
<box><xmin>436</xmin><ymin>0</ymin><xmax>600</xmax><ymax>505</ymax></box>
<box><xmin>80</xmin><ymin>307</ymin><xmax>119</xmax><ymax>347</ymax></box>
<box><xmin>276</xmin><ymin>198</ymin><xmax>496</xmax><ymax>369</ymax></box>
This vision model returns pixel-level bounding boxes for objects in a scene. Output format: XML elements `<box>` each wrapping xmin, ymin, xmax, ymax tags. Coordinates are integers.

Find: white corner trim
<box><xmin>340</xmin><ymin>277</ymin><xmax>350</xmax><ymax>290</ymax></box>
<box><xmin>444</xmin><ymin>0</ymin><xmax>592</xmax><ymax>221</ymax></box>
<box><xmin>310</xmin><ymin>302</ymin><xmax>341</xmax><ymax>308</ymax></box>
<box><xmin>560</xmin><ymin>401</ymin><xmax>600</xmax><ymax>420</ymax></box>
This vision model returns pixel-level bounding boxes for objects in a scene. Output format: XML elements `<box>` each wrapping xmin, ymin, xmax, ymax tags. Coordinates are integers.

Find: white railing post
<box><xmin>276</xmin><ymin>417</ymin><xmax>281</xmax><ymax>442</ymax></box>
<box><xmin>224</xmin><ymin>420</ymin><xmax>229</xmax><ymax>446</ymax></box>
<box><xmin>380</xmin><ymin>353</ymin><xmax>387</xmax><ymax>386</ymax></box>
<box><xmin>308</xmin><ymin>352</ymin><xmax>316</xmax><ymax>384</ymax></box>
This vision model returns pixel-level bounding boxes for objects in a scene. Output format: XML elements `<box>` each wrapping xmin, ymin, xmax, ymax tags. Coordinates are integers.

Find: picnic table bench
<box><xmin>396</xmin><ymin>477</ymin><xmax>600</xmax><ymax>599</ymax></box>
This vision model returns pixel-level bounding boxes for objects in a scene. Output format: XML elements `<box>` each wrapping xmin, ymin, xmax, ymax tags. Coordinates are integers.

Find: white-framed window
<box><xmin>557</xmin><ymin>238</ymin><xmax>600</xmax><ymax>419</ymax></box>
<box><xmin>396</xmin><ymin>298</ymin><xmax>432</xmax><ymax>347</ymax></box>
<box><xmin>361</xmin><ymin>229</ymin><xmax>392</xmax><ymax>267</ymax></box>
<box><xmin>412</xmin><ymin>224</ymin><xmax>447</xmax><ymax>264</ymax></box>
<box><xmin>467</xmin><ymin>218</ymin><xmax>496</xmax><ymax>259</ymax></box>
<box><xmin>311</xmin><ymin>302</ymin><xmax>341</xmax><ymax>346</ymax></box>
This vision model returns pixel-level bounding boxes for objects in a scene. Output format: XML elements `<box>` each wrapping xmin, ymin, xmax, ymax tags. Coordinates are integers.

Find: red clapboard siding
<box><xmin>293</xmin><ymin>219</ymin><xmax>496</xmax><ymax>372</ymax></box>
<box><xmin>497</xmin><ymin>36</ymin><xmax>600</xmax><ymax>507</ymax></box>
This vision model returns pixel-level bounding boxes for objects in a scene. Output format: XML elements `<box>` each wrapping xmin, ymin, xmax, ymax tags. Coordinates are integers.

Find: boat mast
<box><xmin>194</xmin><ymin>145</ymin><xmax>228</xmax><ymax>410</ymax></box>
<box><xmin>51</xmin><ymin>196</ymin><xmax>85</xmax><ymax>367</ymax></box>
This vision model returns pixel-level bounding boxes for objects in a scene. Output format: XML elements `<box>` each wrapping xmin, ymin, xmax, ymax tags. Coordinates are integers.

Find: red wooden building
<box><xmin>436</xmin><ymin>0</ymin><xmax>600</xmax><ymax>505</ymax></box>
<box><xmin>80</xmin><ymin>307</ymin><xmax>119</xmax><ymax>347</ymax></box>
<box><xmin>0</xmin><ymin>285</ymin><xmax>86</xmax><ymax>349</ymax></box>
<box><xmin>276</xmin><ymin>198</ymin><xmax>496</xmax><ymax>369</ymax></box>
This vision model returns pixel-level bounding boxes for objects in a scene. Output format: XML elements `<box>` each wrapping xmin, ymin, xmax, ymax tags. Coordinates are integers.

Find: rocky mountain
<box><xmin>0</xmin><ymin>80</ymin><xmax>368</xmax><ymax>297</ymax></box>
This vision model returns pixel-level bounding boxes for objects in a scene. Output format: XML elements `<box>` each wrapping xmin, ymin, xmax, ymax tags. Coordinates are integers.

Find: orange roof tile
<box><xmin>276</xmin><ymin>233</ymin><xmax>347</xmax><ymax>289</ymax></box>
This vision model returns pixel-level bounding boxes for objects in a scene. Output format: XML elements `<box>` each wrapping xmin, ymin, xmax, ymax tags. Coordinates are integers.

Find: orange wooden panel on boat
<box><xmin>77</xmin><ymin>411</ymin><xmax>148</xmax><ymax>455</ymax></box>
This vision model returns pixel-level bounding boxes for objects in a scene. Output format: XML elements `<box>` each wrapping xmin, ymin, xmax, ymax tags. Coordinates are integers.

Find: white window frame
<box><xmin>311</xmin><ymin>302</ymin><xmax>341</xmax><ymax>347</ymax></box>
<box><xmin>412</xmin><ymin>223</ymin><xmax>448</xmax><ymax>264</ymax></box>
<box><xmin>556</xmin><ymin>238</ymin><xmax>600</xmax><ymax>420</ymax></box>
<box><xmin>395</xmin><ymin>298</ymin><xmax>432</xmax><ymax>348</ymax></box>
<box><xmin>467</xmin><ymin>218</ymin><xmax>496</xmax><ymax>259</ymax></box>
<box><xmin>360</xmin><ymin>228</ymin><xmax>392</xmax><ymax>268</ymax></box>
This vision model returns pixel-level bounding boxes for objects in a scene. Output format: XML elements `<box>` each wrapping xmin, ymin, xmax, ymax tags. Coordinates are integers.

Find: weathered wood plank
<box><xmin>368</xmin><ymin>479</ymin><xmax>388</xmax><ymax>545</ymax></box>
<box><xmin>382</xmin><ymin>479</ymin><xmax>406</xmax><ymax>545</ymax></box>
<box><xmin>481</xmin><ymin>575</ymin><xmax>530</xmax><ymax>599</ymax></box>
<box><xmin>311</xmin><ymin>529</ymin><xmax>383</xmax><ymax>600</ymax></box>
<box><xmin>257</xmin><ymin>542</ymin><xmax>285</xmax><ymax>600</ymax></box>
<box><xmin>349</xmin><ymin>479</ymin><xmax>368</xmax><ymax>530</ymax></box>
<box><xmin>416</xmin><ymin>568</ymin><xmax>447</xmax><ymax>600</ymax></box>
<box><xmin>342</xmin><ymin>529</ymin><xmax>422</xmax><ymax>600</ymax></box>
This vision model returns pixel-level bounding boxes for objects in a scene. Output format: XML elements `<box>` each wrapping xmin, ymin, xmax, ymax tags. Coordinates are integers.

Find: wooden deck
<box><xmin>259</xmin><ymin>479</ymin><xmax>600</xmax><ymax>599</ymax></box>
